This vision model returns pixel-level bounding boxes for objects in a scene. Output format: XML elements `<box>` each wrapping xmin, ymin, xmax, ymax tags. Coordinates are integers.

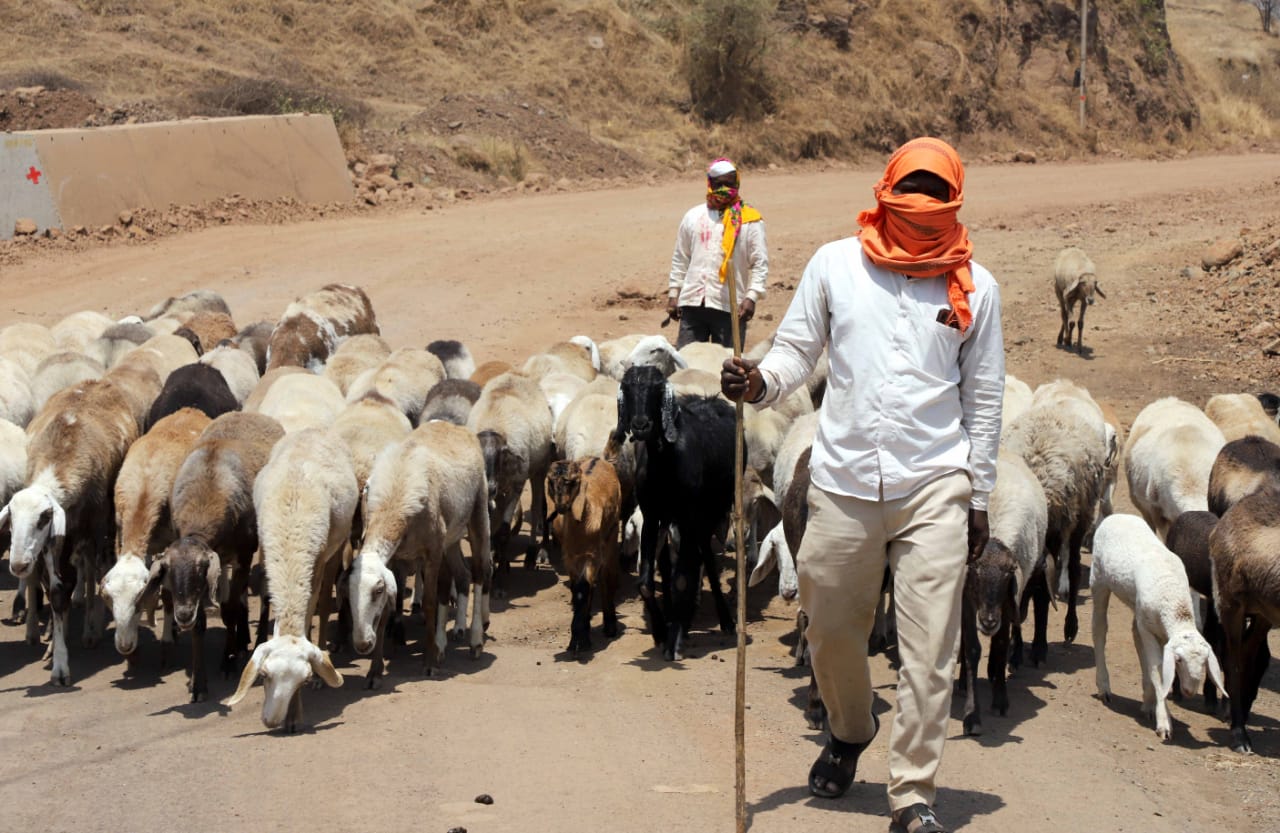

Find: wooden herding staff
<box><xmin>727</xmin><ymin>269</ymin><xmax>748</xmax><ymax>833</ymax></box>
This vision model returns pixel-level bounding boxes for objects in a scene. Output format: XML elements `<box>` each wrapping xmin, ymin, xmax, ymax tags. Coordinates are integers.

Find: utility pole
<box><xmin>1079</xmin><ymin>0</ymin><xmax>1088</xmax><ymax>129</ymax></box>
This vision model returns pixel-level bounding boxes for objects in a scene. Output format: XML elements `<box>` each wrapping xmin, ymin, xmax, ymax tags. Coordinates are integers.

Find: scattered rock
<box><xmin>1264</xmin><ymin>336</ymin><xmax>1280</xmax><ymax>357</ymax></box>
<box><xmin>1249</xmin><ymin>321</ymin><xmax>1278</xmax><ymax>340</ymax></box>
<box><xmin>1261</xmin><ymin>239</ymin><xmax>1280</xmax><ymax>265</ymax></box>
<box><xmin>13</xmin><ymin>218</ymin><xmax>37</xmax><ymax>236</ymax></box>
<box><xmin>474</xmin><ymin>794</ymin><xmax>494</xmax><ymax>805</ymax></box>
<box><xmin>1012</xmin><ymin>150</ymin><xmax>1037</xmax><ymax>164</ymax></box>
<box><xmin>447</xmin><ymin>828</ymin><xmax>467</xmax><ymax>833</ymax></box>
<box><xmin>1178</xmin><ymin>266</ymin><xmax>1204</xmax><ymax>279</ymax></box>
<box><xmin>118</xmin><ymin>210</ymin><xmax>133</xmax><ymax>226</ymax></box>
<box><xmin>1202</xmin><ymin>238</ymin><xmax>1244</xmax><ymax>270</ymax></box>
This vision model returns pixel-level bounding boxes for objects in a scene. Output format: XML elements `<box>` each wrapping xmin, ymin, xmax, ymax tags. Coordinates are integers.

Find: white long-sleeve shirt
<box><xmin>756</xmin><ymin>237</ymin><xmax>1004</xmax><ymax>510</ymax></box>
<box><xmin>668</xmin><ymin>204</ymin><xmax>769</xmax><ymax>309</ymax></box>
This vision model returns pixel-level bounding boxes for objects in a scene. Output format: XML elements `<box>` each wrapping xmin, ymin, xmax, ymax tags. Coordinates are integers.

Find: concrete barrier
<box><xmin>1</xmin><ymin>114</ymin><xmax>353</xmax><ymax>239</ymax></box>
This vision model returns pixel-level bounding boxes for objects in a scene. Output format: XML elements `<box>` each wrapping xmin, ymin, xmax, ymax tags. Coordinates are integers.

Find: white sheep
<box><xmin>345</xmin><ymin>347</ymin><xmax>447</xmax><ymax>424</ymax></box>
<box><xmin>678</xmin><ymin>341</ymin><xmax>731</xmax><ymax>375</ymax></box>
<box><xmin>667</xmin><ymin>368</ymin><xmax>721</xmax><ymax>397</ymax></box>
<box><xmin>0</xmin><ymin>356</ymin><xmax>35</xmax><ymax>427</ymax></box>
<box><xmin>199</xmin><ymin>343</ymin><xmax>261</xmax><ymax>405</ymax></box>
<box><xmin>133</xmin><ymin>333</ymin><xmax>201</xmax><ymax>378</ymax></box>
<box><xmin>621</xmin><ymin>335</ymin><xmax>688</xmax><ymax>378</ymax></box>
<box><xmin>349</xmin><ymin>421</ymin><xmax>492</xmax><ymax>685</ymax></box>
<box><xmin>539</xmin><ymin>372</ymin><xmax>588</xmax><ymax>428</ymax></box>
<box><xmin>0</xmin><ymin>322</ymin><xmax>58</xmax><ymax>376</ymax></box>
<box><xmin>100</xmin><ymin>407</ymin><xmax>212</xmax><ymax>659</ymax></box>
<box><xmin>1124</xmin><ymin>396</ymin><xmax>1226</xmax><ymax>540</ymax></box>
<box><xmin>30</xmin><ymin>352</ymin><xmax>105</xmax><ymax>413</ymax></box>
<box><xmin>86</xmin><ymin>322</ymin><xmax>155</xmax><ymax>369</ymax></box>
<box><xmin>331</xmin><ymin>396</ymin><xmax>414</xmax><ymax>548</ymax></box>
<box><xmin>242</xmin><ymin>366</ymin><xmax>308</xmax><ymax>413</ymax></box>
<box><xmin>521</xmin><ymin>341</ymin><xmax>597</xmax><ymax>383</ymax></box>
<box><xmin>226</xmin><ymin>428</ymin><xmax>354</xmax><ymax>731</ymax></box>
<box><xmin>597</xmin><ymin>334</ymin><xmax>646</xmax><ymax>380</ymax></box>
<box><xmin>51</xmin><ymin>310</ymin><xmax>114</xmax><ymax>354</ymax></box>
<box><xmin>1204</xmin><ymin>393</ymin><xmax>1280</xmax><ymax>445</ymax></box>
<box><xmin>1001</xmin><ymin>373</ymin><xmax>1033</xmax><ymax>431</ymax></box>
<box><xmin>426</xmin><ymin>339</ymin><xmax>478</xmax><ymax>381</ymax></box>
<box><xmin>1053</xmin><ymin>246</ymin><xmax>1105</xmax><ymax>352</ymax></box>
<box><xmin>254</xmin><ymin>372</ymin><xmax>347</xmax><ymax>434</ymax></box>
<box><xmin>324</xmin><ymin>333</ymin><xmax>393</xmax><ymax>395</ymax></box>
<box><xmin>1091</xmin><ymin>514</ymin><xmax>1226</xmax><ymax>740</ymax></box>
<box><xmin>568</xmin><ymin>335</ymin><xmax>601</xmax><ymax>374</ymax></box>
<box><xmin>145</xmin><ymin>289</ymin><xmax>232</xmax><ymax>322</ymax></box>
<box><xmin>0</xmin><ymin>418</ymin><xmax>29</xmax><ymax>623</ymax></box>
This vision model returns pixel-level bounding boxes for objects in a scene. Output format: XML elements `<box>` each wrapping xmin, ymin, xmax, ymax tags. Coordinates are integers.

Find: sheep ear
<box><xmin>1207</xmin><ymin>648</ymin><xmax>1228</xmax><ymax>699</ymax></box>
<box><xmin>749</xmin><ymin>529</ymin><xmax>777</xmax><ymax>587</ymax></box>
<box><xmin>205</xmin><ymin>552</ymin><xmax>223</xmax><ymax>610</ymax></box>
<box><xmin>661</xmin><ymin>384</ymin><xmax>678</xmax><ymax>444</ymax></box>
<box><xmin>143</xmin><ymin>557</ymin><xmax>168</xmax><ymax>602</ymax></box>
<box><xmin>309</xmin><ymin>643</ymin><xmax>344</xmax><ymax>688</ymax></box>
<box><xmin>571</xmin><ymin>483</ymin><xmax>590</xmax><ymax>526</ymax></box>
<box><xmin>226</xmin><ymin>642</ymin><xmax>269</xmax><ymax>706</ymax></box>
<box><xmin>613</xmin><ymin>387</ymin><xmax>629</xmax><ymax>444</ymax></box>
<box><xmin>1094</xmin><ymin>284</ymin><xmax>1106</xmax><ymax>300</ymax></box>
<box><xmin>0</xmin><ymin>504</ymin><xmax>9</xmax><ymax>534</ymax></box>
<box><xmin>672</xmin><ymin>351</ymin><xmax>689</xmax><ymax>370</ymax></box>
<box><xmin>1160</xmin><ymin>642</ymin><xmax>1178</xmax><ymax>697</ymax></box>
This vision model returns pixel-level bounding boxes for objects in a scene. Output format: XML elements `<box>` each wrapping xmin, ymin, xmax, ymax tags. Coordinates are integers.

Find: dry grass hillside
<box><xmin>1</xmin><ymin>0</ymin><xmax>1278</xmax><ymax>190</ymax></box>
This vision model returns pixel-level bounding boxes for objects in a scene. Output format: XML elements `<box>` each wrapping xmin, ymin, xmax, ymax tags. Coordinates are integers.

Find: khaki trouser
<box><xmin>797</xmin><ymin>472</ymin><xmax>970</xmax><ymax>811</ymax></box>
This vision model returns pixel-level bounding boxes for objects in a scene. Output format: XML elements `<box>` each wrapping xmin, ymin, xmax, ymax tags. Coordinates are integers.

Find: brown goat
<box><xmin>547</xmin><ymin>457</ymin><xmax>621</xmax><ymax>657</ymax></box>
<box><xmin>266</xmin><ymin>284</ymin><xmax>380</xmax><ymax>371</ymax></box>
<box><xmin>1207</xmin><ymin>436</ymin><xmax>1280</xmax><ymax>518</ymax></box>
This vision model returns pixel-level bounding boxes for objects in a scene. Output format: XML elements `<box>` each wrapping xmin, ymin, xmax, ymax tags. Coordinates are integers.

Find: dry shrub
<box><xmin>191</xmin><ymin>76</ymin><xmax>371</xmax><ymax>128</ymax></box>
<box><xmin>681</xmin><ymin>0</ymin><xmax>778</xmax><ymax>123</ymax></box>
<box><xmin>0</xmin><ymin>69</ymin><xmax>86</xmax><ymax>91</ymax></box>
<box><xmin>451</xmin><ymin>135</ymin><xmax>531</xmax><ymax>182</ymax></box>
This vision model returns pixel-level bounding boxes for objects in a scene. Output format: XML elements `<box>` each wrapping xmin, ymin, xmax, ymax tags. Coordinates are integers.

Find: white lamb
<box><xmin>1091</xmin><ymin>514</ymin><xmax>1227</xmax><ymax>741</ymax></box>
<box><xmin>1124</xmin><ymin>397</ymin><xmax>1226</xmax><ymax>541</ymax></box>
<box><xmin>226</xmin><ymin>428</ymin><xmax>354</xmax><ymax>731</ymax></box>
<box><xmin>254</xmin><ymin>372</ymin><xmax>347</xmax><ymax>434</ymax></box>
<box><xmin>621</xmin><ymin>335</ymin><xmax>688</xmax><ymax>378</ymax></box>
<box><xmin>1001</xmin><ymin>373</ymin><xmax>1033</xmax><ymax>431</ymax></box>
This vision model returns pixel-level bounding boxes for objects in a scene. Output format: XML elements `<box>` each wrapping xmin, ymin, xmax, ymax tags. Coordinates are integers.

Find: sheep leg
<box><xmin>1137</xmin><ymin>626</ymin><xmax>1172</xmax><ymax>740</ymax></box>
<box><xmin>959</xmin><ymin>597</ymin><xmax>982</xmax><ymax>736</ymax></box>
<box><xmin>1202</xmin><ymin>600</ymin><xmax>1222</xmax><ymax>713</ymax></box>
<box><xmin>285</xmin><ymin>690</ymin><xmax>303</xmax><ymax>735</ymax></box>
<box><xmin>701</xmin><ymin>535</ymin><xmax>736</xmax><ymax>638</ymax></box>
<box><xmin>1075</xmin><ymin>300</ymin><xmax>1086</xmax><ymax>352</ymax></box>
<box><xmin>10</xmin><ymin>575</ymin><xmax>27</xmax><ymax>624</ymax></box>
<box><xmin>1063</xmin><ymin>524</ymin><xmax>1087</xmax><ymax>644</ymax></box>
<box><xmin>420</xmin><ymin>561</ymin><xmax>442</xmax><ymax>674</ymax></box>
<box><xmin>23</xmin><ymin>576</ymin><xmax>42</xmax><ymax>645</ymax></box>
<box><xmin>602</xmin><ymin>561</ymin><xmax>619</xmax><ymax>639</ymax></box>
<box><xmin>45</xmin><ymin>553</ymin><xmax>74</xmax><ymax>687</ymax></box>
<box><xmin>1092</xmin><ymin>582</ymin><xmax>1112</xmax><ymax>701</ymax></box>
<box><xmin>1056</xmin><ymin>299</ymin><xmax>1069</xmax><ymax>347</ymax></box>
<box><xmin>665</xmin><ymin>544</ymin><xmax>702</xmax><ymax>661</ymax></box>
<box><xmin>803</xmin><ymin>670</ymin><xmax>826</xmax><ymax>730</ymax></box>
<box><xmin>189</xmin><ymin>605</ymin><xmax>208</xmax><ymax>703</ymax></box>
<box><xmin>638</xmin><ymin>517</ymin><xmax>667</xmax><ymax>646</ymax></box>
<box><xmin>159</xmin><ymin>588</ymin><xmax>175</xmax><ymax>669</ymax></box>
<box><xmin>312</xmin><ymin>554</ymin><xmax>341</xmax><ymax>647</ymax></box>
<box><xmin>568</xmin><ymin>574</ymin><xmax>593</xmax><ymax>656</ymax></box>
<box><xmin>1242</xmin><ymin>619</ymin><xmax>1272</xmax><ymax>718</ymax></box>
<box><xmin>1029</xmin><ymin>570</ymin><xmax>1050</xmax><ymax>667</ymax></box>
<box><xmin>411</xmin><ymin>563</ymin><xmax>426</xmax><ymax>616</ymax></box>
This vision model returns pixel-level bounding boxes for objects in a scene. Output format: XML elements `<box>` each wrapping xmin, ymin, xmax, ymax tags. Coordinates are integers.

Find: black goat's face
<box><xmin>477</xmin><ymin>430</ymin><xmax>523</xmax><ymax>507</ymax></box>
<box><xmin>619</xmin><ymin>365</ymin><xmax>674</xmax><ymax>443</ymax></box>
<box><xmin>546</xmin><ymin>460</ymin><xmax>581</xmax><ymax>514</ymax></box>
<box><xmin>965</xmin><ymin>540</ymin><xmax>1017</xmax><ymax>638</ymax></box>
<box><xmin>163</xmin><ymin>538</ymin><xmax>221</xmax><ymax>631</ymax></box>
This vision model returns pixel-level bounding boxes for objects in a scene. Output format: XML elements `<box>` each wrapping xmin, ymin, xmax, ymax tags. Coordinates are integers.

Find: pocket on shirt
<box><xmin>913</xmin><ymin>308</ymin><xmax>965</xmax><ymax>379</ymax></box>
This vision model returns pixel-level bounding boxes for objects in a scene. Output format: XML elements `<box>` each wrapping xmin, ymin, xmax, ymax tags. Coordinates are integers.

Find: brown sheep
<box><xmin>470</xmin><ymin>360</ymin><xmax>513</xmax><ymax>389</ymax></box>
<box><xmin>182</xmin><ymin>311</ymin><xmax>238</xmax><ymax>354</ymax></box>
<box><xmin>547</xmin><ymin>457</ymin><xmax>621</xmax><ymax>657</ymax></box>
<box><xmin>266</xmin><ymin>283</ymin><xmax>380</xmax><ymax>371</ymax></box>
<box><xmin>1207</xmin><ymin>436</ymin><xmax>1280</xmax><ymax>517</ymax></box>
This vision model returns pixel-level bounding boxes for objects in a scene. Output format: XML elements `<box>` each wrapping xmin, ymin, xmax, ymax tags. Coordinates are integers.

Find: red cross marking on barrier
<box><xmin>25</xmin><ymin>166</ymin><xmax>42</xmax><ymax>185</ymax></box>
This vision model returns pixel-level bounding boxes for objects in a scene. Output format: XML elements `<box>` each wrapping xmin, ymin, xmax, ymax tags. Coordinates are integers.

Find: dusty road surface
<box><xmin>1</xmin><ymin>154</ymin><xmax>1279</xmax><ymax>833</ymax></box>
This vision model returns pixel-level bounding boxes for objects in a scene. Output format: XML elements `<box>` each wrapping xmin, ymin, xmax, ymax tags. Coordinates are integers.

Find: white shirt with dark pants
<box><xmin>755</xmin><ymin>236</ymin><xmax>1004</xmax><ymax>813</ymax></box>
<box><xmin>668</xmin><ymin>203</ymin><xmax>768</xmax><ymax>347</ymax></box>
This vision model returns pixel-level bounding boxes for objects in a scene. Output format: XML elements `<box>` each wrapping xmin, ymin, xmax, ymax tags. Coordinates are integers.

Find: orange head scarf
<box><xmin>856</xmin><ymin>137</ymin><xmax>976</xmax><ymax>332</ymax></box>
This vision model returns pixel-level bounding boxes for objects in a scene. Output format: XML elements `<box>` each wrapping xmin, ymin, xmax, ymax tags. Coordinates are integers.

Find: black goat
<box><xmin>613</xmin><ymin>365</ymin><xmax>738</xmax><ymax>661</ymax></box>
<box><xmin>145</xmin><ymin>362</ymin><xmax>239</xmax><ymax>433</ymax></box>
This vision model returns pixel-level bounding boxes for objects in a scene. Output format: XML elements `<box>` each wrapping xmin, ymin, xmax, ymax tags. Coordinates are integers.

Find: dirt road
<box><xmin>1</xmin><ymin>154</ymin><xmax>1278</xmax><ymax>833</ymax></box>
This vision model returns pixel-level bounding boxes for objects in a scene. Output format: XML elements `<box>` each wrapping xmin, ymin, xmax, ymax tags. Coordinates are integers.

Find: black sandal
<box><xmin>889</xmin><ymin>803</ymin><xmax>950</xmax><ymax>833</ymax></box>
<box><xmin>807</xmin><ymin>713</ymin><xmax>879</xmax><ymax>799</ymax></box>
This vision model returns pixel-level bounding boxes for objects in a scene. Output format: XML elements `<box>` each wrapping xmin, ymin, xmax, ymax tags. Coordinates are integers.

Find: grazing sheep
<box><xmin>1206</xmin><ymin>436</ymin><xmax>1280</xmax><ymax>518</ymax></box>
<box><xmin>182</xmin><ymin>311</ymin><xmax>238</xmax><ymax>354</ymax></box>
<box><xmin>149</xmin><ymin>412</ymin><xmax>284</xmax><ymax>701</ymax></box>
<box><xmin>1001</xmin><ymin>374</ymin><xmax>1033</xmax><ymax>432</ymax></box>
<box><xmin>266</xmin><ymin>283</ymin><xmax>380</xmax><ymax>372</ymax></box>
<box><xmin>426</xmin><ymin>339</ymin><xmax>477</xmax><ymax>381</ymax></box>
<box><xmin>667</xmin><ymin>368</ymin><xmax>721</xmax><ymax>397</ymax></box>
<box><xmin>621</xmin><ymin>335</ymin><xmax>688</xmax><ymax>378</ymax></box>
<box><xmin>145</xmin><ymin>290</ymin><xmax>232</xmax><ymax>321</ymax></box>
<box><xmin>556</xmin><ymin>390</ymin><xmax>639</xmax><ymax>544</ymax></box>
<box><xmin>145</xmin><ymin>363</ymin><xmax>239</xmax><ymax>432</ymax></box>
<box><xmin>1209</xmin><ymin>490</ymin><xmax>1280</xmax><ymax>753</ymax></box>
<box><xmin>1001</xmin><ymin>402</ymin><xmax>1107</xmax><ymax>647</ymax></box>
<box><xmin>1165</xmin><ymin>510</ymin><xmax>1224</xmax><ymax>710</ymax></box>
<box><xmin>1</xmin><ymin>378</ymin><xmax>139</xmax><ymax>684</ymax></box>
<box><xmin>0</xmin><ymin>419</ymin><xmax>30</xmax><ymax>620</ymax></box>
<box><xmin>1092</xmin><ymin>514</ymin><xmax>1226</xmax><ymax>741</ymax></box>
<box><xmin>86</xmin><ymin>322</ymin><xmax>155</xmax><ymax>369</ymax></box>
<box><xmin>100</xmin><ymin>408</ymin><xmax>211</xmax><ymax>659</ymax></box>
<box><xmin>0</xmin><ymin>356</ymin><xmax>35</xmax><ymax>427</ymax></box>
<box><xmin>420</xmin><ymin>379</ymin><xmax>482</xmax><ymax>427</ymax></box>
<box><xmin>614</xmin><ymin>365</ymin><xmax>739</xmax><ymax>661</ymax></box>
<box><xmin>348</xmin><ymin>421</ymin><xmax>492</xmax><ymax>685</ymax></box>
<box><xmin>345</xmin><ymin>348</ymin><xmax>447</xmax><ymax>424</ymax></box>
<box><xmin>470</xmin><ymin>360</ymin><xmax>513</xmax><ymax>388</ymax></box>
<box><xmin>522</xmin><ymin>342</ymin><xmax>596</xmax><ymax>383</ymax></box>
<box><xmin>1053</xmin><ymin>246</ymin><xmax>1105</xmax><ymax>352</ymax></box>
<box><xmin>51</xmin><ymin>310</ymin><xmax>114</xmax><ymax>354</ymax></box>
<box><xmin>1096</xmin><ymin>399</ymin><xmax>1126</xmax><ymax>524</ymax></box>
<box><xmin>232</xmin><ymin>321</ymin><xmax>274</xmax><ymax>375</ymax></box>
<box><xmin>242</xmin><ymin>366</ymin><xmax>307</xmax><ymax>413</ymax></box>
<box><xmin>467</xmin><ymin>372</ymin><xmax>554</xmax><ymax>572</ymax></box>
<box><xmin>253</xmin><ymin>373</ymin><xmax>346</xmax><ymax>434</ymax></box>
<box><xmin>1204</xmin><ymin>393</ymin><xmax>1280</xmax><ymax>445</ymax></box>
<box><xmin>323</xmin><ymin>334</ymin><xmax>392</xmax><ymax>395</ymax></box>
<box><xmin>102</xmin><ymin>352</ymin><xmax>165</xmax><ymax>430</ymax></box>
<box><xmin>958</xmin><ymin>450</ymin><xmax>1049</xmax><ymax>736</ymax></box>
<box><xmin>0</xmin><ymin>322</ymin><xmax>58</xmax><ymax>375</ymax></box>
<box><xmin>30</xmin><ymin>352</ymin><xmax>105</xmax><ymax>413</ymax></box>
<box><xmin>547</xmin><ymin>457</ymin><xmax>621</xmax><ymax>656</ymax></box>
<box><xmin>199</xmin><ymin>343</ymin><xmax>261</xmax><ymax>405</ymax></box>
<box><xmin>1124</xmin><ymin>397</ymin><xmax>1226</xmax><ymax>540</ymax></box>
<box><xmin>598</xmin><ymin>334</ymin><xmax>646</xmax><ymax>380</ymax></box>
<box><xmin>226</xmin><ymin>428</ymin><xmax>354</xmax><ymax>731</ymax></box>
<box><xmin>569</xmin><ymin>335</ymin><xmax>601</xmax><ymax>373</ymax></box>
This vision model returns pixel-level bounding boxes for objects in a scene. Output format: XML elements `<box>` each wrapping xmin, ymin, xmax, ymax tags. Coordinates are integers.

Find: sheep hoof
<box><xmin>1230</xmin><ymin>729</ymin><xmax>1254</xmax><ymax>754</ymax></box>
<box><xmin>50</xmin><ymin>669</ymin><xmax>71</xmax><ymax>687</ymax></box>
<box><xmin>365</xmin><ymin>673</ymin><xmax>382</xmax><ymax>690</ymax></box>
<box><xmin>962</xmin><ymin>714</ymin><xmax>983</xmax><ymax>736</ymax></box>
<box><xmin>469</xmin><ymin>644</ymin><xmax>482</xmax><ymax>660</ymax></box>
<box><xmin>190</xmin><ymin>690</ymin><xmax>206</xmax><ymax>704</ymax></box>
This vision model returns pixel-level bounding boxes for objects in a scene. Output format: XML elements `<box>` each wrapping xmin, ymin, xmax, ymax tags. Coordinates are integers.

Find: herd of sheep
<box><xmin>0</xmin><ymin>280</ymin><xmax>1277</xmax><ymax>754</ymax></box>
